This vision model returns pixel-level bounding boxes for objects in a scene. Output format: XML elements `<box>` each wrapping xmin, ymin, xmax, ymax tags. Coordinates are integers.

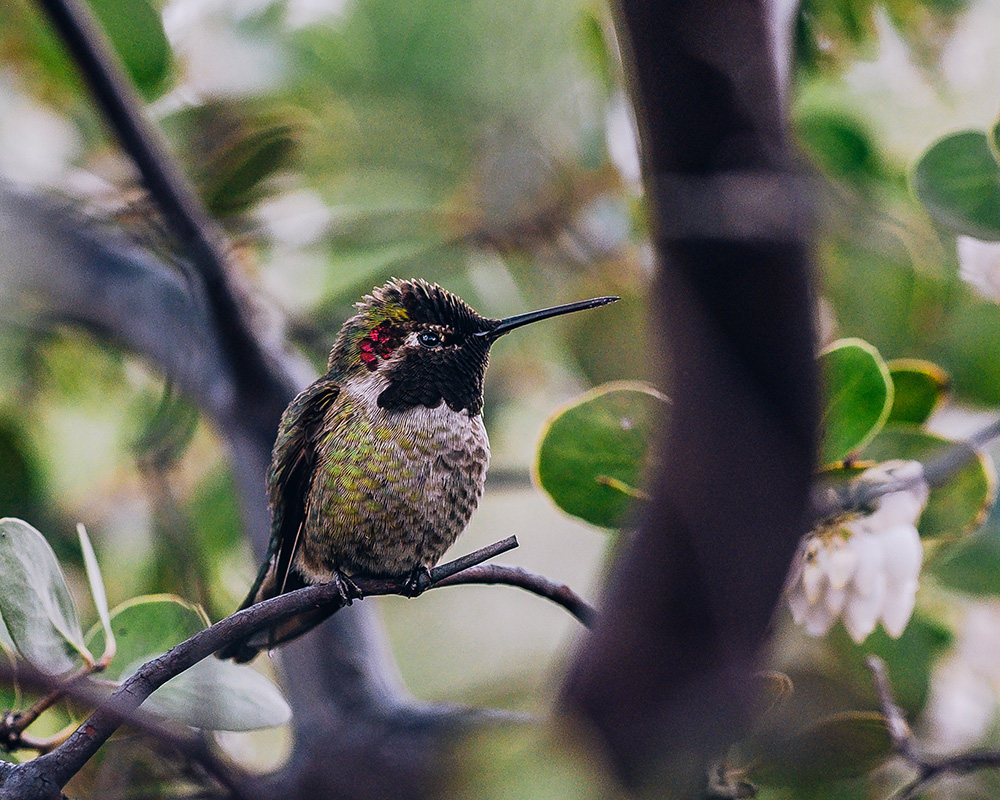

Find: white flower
<box><xmin>786</xmin><ymin>460</ymin><xmax>929</xmax><ymax>643</ymax></box>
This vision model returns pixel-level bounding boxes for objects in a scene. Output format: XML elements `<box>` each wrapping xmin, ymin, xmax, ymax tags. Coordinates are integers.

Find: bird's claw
<box><xmin>332</xmin><ymin>571</ymin><xmax>363</xmax><ymax>605</ymax></box>
<box><xmin>402</xmin><ymin>566</ymin><xmax>432</xmax><ymax>598</ymax></box>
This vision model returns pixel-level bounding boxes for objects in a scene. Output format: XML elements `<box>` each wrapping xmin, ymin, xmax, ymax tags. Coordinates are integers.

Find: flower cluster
<box><xmin>786</xmin><ymin>460</ymin><xmax>929</xmax><ymax>644</ymax></box>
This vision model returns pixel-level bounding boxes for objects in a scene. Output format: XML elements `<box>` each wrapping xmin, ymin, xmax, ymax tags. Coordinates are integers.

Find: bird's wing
<box><xmin>217</xmin><ymin>379</ymin><xmax>339</xmax><ymax>662</ymax></box>
<box><xmin>254</xmin><ymin>378</ymin><xmax>340</xmax><ymax>607</ymax></box>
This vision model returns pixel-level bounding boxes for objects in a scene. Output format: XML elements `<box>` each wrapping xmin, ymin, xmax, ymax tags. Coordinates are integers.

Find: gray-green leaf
<box><xmin>0</xmin><ymin>518</ymin><xmax>90</xmax><ymax>673</ymax></box>
<box><xmin>143</xmin><ymin>657</ymin><xmax>292</xmax><ymax>731</ymax></box>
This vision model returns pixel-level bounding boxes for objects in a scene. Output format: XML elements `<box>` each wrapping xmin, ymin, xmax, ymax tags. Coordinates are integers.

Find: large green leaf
<box><xmin>86</xmin><ymin>595</ymin><xmax>290</xmax><ymax>731</ymax></box>
<box><xmin>912</xmin><ymin>130</ymin><xmax>1000</xmax><ymax>240</ymax></box>
<box><xmin>0</xmin><ymin>518</ymin><xmax>89</xmax><ymax>673</ymax></box>
<box><xmin>886</xmin><ymin>359</ymin><xmax>949</xmax><ymax>425</ymax></box>
<box><xmin>751</xmin><ymin>712</ymin><xmax>892</xmax><ymax>786</ymax></box>
<box><xmin>85</xmin><ymin>594</ymin><xmax>207</xmax><ymax>682</ymax></box>
<box><xmin>818</xmin><ymin>339</ymin><xmax>893</xmax><ymax>465</ymax></box>
<box><xmin>932</xmin><ymin>511</ymin><xmax>1000</xmax><ymax>597</ymax></box>
<box><xmin>534</xmin><ymin>381</ymin><xmax>666</xmax><ymax>529</ymax></box>
<box><xmin>861</xmin><ymin>426</ymin><xmax>996</xmax><ymax>539</ymax></box>
<box><xmin>141</xmin><ymin>656</ymin><xmax>291</xmax><ymax>732</ymax></box>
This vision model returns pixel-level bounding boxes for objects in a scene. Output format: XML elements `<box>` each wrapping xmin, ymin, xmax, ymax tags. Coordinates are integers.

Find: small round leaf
<box><xmin>886</xmin><ymin>359</ymin><xmax>949</xmax><ymax>425</ymax></box>
<box><xmin>819</xmin><ymin>339</ymin><xmax>893</xmax><ymax>465</ymax></box>
<box><xmin>85</xmin><ymin>595</ymin><xmax>290</xmax><ymax>730</ymax></box>
<box><xmin>534</xmin><ymin>381</ymin><xmax>666</xmax><ymax>529</ymax></box>
<box><xmin>912</xmin><ymin>130</ymin><xmax>1000</xmax><ymax>241</ymax></box>
<box><xmin>85</xmin><ymin>594</ymin><xmax>207</xmax><ymax>683</ymax></box>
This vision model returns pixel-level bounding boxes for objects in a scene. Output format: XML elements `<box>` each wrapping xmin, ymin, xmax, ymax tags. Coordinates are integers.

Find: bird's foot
<box><xmin>402</xmin><ymin>566</ymin><xmax>432</xmax><ymax>598</ymax></box>
<box><xmin>332</xmin><ymin>570</ymin><xmax>363</xmax><ymax>605</ymax></box>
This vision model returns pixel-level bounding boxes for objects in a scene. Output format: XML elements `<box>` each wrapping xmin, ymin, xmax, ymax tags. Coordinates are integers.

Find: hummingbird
<box><xmin>219</xmin><ymin>278</ymin><xmax>617</xmax><ymax>662</ymax></box>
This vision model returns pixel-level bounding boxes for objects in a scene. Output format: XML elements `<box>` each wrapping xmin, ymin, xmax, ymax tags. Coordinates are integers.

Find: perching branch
<box><xmin>0</xmin><ymin>536</ymin><xmax>592</xmax><ymax>797</ymax></box>
<box><xmin>866</xmin><ymin>656</ymin><xmax>1000</xmax><ymax>800</ymax></box>
<box><xmin>435</xmin><ymin>564</ymin><xmax>597</xmax><ymax>626</ymax></box>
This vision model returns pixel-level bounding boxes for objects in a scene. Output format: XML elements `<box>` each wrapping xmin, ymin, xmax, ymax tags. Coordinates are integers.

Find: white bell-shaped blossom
<box><xmin>786</xmin><ymin>460</ymin><xmax>929</xmax><ymax>643</ymax></box>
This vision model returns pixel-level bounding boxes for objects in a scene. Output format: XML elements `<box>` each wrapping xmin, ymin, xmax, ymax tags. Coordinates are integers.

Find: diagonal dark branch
<box><xmin>32</xmin><ymin>0</ymin><xmax>294</xmax><ymax>435</ymax></box>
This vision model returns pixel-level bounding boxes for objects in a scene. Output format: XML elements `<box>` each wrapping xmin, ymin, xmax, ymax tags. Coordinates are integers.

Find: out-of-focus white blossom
<box><xmin>786</xmin><ymin>460</ymin><xmax>929</xmax><ymax>643</ymax></box>
<box><xmin>920</xmin><ymin>604</ymin><xmax>1000</xmax><ymax>753</ymax></box>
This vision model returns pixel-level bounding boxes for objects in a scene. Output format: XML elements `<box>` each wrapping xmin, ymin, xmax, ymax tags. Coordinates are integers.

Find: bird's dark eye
<box><xmin>417</xmin><ymin>330</ymin><xmax>442</xmax><ymax>348</ymax></box>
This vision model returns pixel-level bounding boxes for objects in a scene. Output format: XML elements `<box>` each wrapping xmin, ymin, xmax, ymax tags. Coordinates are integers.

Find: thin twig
<box><xmin>434</xmin><ymin>563</ymin><xmax>597</xmax><ymax>626</ymax></box>
<box><xmin>865</xmin><ymin>656</ymin><xmax>1000</xmax><ymax>800</ymax></box>
<box><xmin>1</xmin><ymin>662</ymin><xmax>105</xmax><ymax>746</ymax></box>
<box><xmin>811</xmin><ymin>413</ymin><xmax>1000</xmax><ymax>523</ymax></box>
<box><xmin>428</xmin><ymin>536</ymin><xmax>518</xmax><ymax>581</ymax></box>
<box><xmin>865</xmin><ymin>657</ymin><xmax>921</xmax><ymax>764</ymax></box>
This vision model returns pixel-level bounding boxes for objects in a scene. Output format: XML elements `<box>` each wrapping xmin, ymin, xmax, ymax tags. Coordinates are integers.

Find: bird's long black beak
<box><xmin>478</xmin><ymin>296</ymin><xmax>619</xmax><ymax>342</ymax></box>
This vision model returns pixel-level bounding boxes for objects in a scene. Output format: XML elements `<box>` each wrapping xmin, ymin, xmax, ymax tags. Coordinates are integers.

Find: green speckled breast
<box><xmin>295</xmin><ymin>388</ymin><xmax>490</xmax><ymax>579</ymax></box>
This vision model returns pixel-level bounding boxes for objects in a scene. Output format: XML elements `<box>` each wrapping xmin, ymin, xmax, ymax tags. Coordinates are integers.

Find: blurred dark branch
<box><xmin>33</xmin><ymin>0</ymin><xmax>291</xmax><ymax>428</ymax></box>
<box><xmin>866</xmin><ymin>656</ymin><xmax>1000</xmax><ymax>800</ymax></box>
<box><xmin>563</xmin><ymin>0</ymin><xmax>818</xmax><ymax>793</ymax></box>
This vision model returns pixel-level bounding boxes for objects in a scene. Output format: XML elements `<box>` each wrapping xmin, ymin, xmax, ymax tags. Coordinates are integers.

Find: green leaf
<box><xmin>77</xmin><ymin>523</ymin><xmax>114</xmax><ymax>665</ymax></box>
<box><xmin>142</xmin><ymin>657</ymin><xmax>291</xmax><ymax>731</ymax></box>
<box><xmin>85</xmin><ymin>594</ymin><xmax>207</xmax><ymax>682</ymax></box>
<box><xmin>796</xmin><ymin>112</ymin><xmax>885</xmax><ymax>184</ymax></box>
<box><xmin>752</xmin><ymin>712</ymin><xmax>892</xmax><ymax>785</ymax></box>
<box><xmin>0</xmin><ymin>518</ymin><xmax>90</xmax><ymax>673</ymax></box>
<box><xmin>819</xmin><ymin>339</ymin><xmax>893</xmax><ymax>465</ymax></box>
<box><xmin>912</xmin><ymin>130</ymin><xmax>1000</xmax><ymax>240</ymax></box>
<box><xmin>861</xmin><ymin>426</ymin><xmax>996</xmax><ymax>538</ymax></box>
<box><xmin>932</xmin><ymin>515</ymin><xmax>1000</xmax><ymax>596</ymax></box>
<box><xmin>936</xmin><ymin>300</ymin><xmax>1000</xmax><ymax>405</ymax></box>
<box><xmin>534</xmin><ymin>381</ymin><xmax>667</xmax><ymax>529</ymax></box>
<box><xmin>886</xmin><ymin>359</ymin><xmax>949</xmax><ymax>425</ymax></box>
<box><xmin>87</xmin><ymin>0</ymin><xmax>171</xmax><ymax>101</ymax></box>
<box><xmin>86</xmin><ymin>595</ymin><xmax>290</xmax><ymax>731</ymax></box>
